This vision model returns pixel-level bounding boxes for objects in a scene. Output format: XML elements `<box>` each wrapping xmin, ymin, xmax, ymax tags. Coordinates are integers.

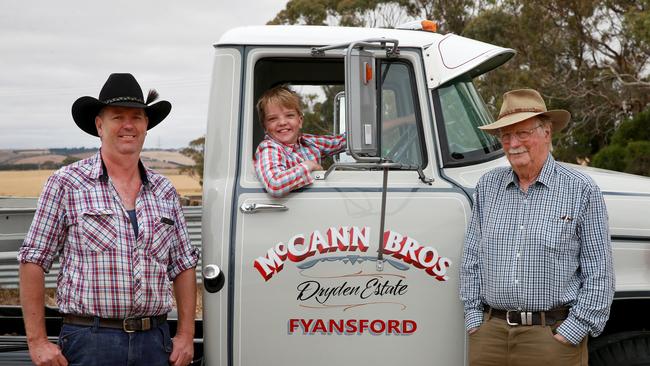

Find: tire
<box><xmin>589</xmin><ymin>331</ymin><xmax>650</xmax><ymax>366</ymax></box>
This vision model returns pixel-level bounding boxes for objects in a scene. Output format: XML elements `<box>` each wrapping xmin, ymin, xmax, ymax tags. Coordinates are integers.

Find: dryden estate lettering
<box><xmin>296</xmin><ymin>278</ymin><xmax>408</xmax><ymax>304</ymax></box>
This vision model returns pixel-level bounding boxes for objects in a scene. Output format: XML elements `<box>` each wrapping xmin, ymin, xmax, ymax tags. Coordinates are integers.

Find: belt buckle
<box><xmin>506</xmin><ymin>311</ymin><xmax>533</xmax><ymax>326</ymax></box>
<box><xmin>505</xmin><ymin>310</ymin><xmax>520</xmax><ymax>326</ymax></box>
<box><xmin>123</xmin><ymin>318</ymin><xmax>137</xmax><ymax>333</ymax></box>
<box><xmin>123</xmin><ymin>317</ymin><xmax>151</xmax><ymax>332</ymax></box>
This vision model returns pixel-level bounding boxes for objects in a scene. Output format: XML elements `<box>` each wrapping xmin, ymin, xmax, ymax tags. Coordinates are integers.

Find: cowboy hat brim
<box><xmin>71</xmin><ymin>96</ymin><xmax>171</xmax><ymax>137</ymax></box>
<box><xmin>478</xmin><ymin>109</ymin><xmax>570</xmax><ymax>135</ymax></box>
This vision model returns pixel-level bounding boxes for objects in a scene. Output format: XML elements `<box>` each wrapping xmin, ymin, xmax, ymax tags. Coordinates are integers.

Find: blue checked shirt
<box><xmin>460</xmin><ymin>154</ymin><xmax>615</xmax><ymax>345</ymax></box>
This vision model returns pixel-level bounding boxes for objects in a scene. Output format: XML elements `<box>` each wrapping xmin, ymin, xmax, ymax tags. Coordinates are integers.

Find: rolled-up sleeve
<box><xmin>18</xmin><ymin>174</ymin><xmax>68</xmax><ymax>272</ymax></box>
<box><xmin>167</xmin><ymin>193</ymin><xmax>199</xmax><ymax>280</ymax></box>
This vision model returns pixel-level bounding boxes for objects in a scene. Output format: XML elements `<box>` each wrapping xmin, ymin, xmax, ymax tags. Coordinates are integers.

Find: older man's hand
<box><xmin>467</xmin><ymin>327</ymin><xmax>479</xmax><ymax>335</ymax></box>
<box><xmin>553</xmin><ymin>333</ymin><xmax>572</xmax><ymax>345</ymax></box>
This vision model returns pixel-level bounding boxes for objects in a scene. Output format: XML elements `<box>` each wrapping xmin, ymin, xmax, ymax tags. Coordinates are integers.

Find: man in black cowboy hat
<box><xmin>18</xmin><ymin>73</ymin><xmax>199</xmax><ymax>366</ymax></box>
<box><xmin>459</xmin><ymin>89</ymin><xmax>614</xmax><ymax>365</ymax></box>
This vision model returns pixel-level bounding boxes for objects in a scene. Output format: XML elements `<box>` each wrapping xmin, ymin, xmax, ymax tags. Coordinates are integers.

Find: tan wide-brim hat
<box><xmin>479</xmin><ymin>89</ymin><xmax>570</xmax><ymax>135</ymax></box>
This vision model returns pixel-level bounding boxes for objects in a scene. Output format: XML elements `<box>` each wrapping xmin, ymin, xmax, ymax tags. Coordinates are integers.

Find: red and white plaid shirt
<box><xmin>18</xmin><ymin>152</ymin><xmax>199</xmax><ymax>318</ymax></box>
<box><xmin>254</xmin><ymin>133</ymin><xmax>346</xmax><ymax>197</ymax></box>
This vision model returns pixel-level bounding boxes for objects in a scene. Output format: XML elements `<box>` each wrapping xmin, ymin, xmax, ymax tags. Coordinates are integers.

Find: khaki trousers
<box><xmin>469</xmin><ymin>313</ymin><xmax>588</xmax><ymax>366</ymax></box>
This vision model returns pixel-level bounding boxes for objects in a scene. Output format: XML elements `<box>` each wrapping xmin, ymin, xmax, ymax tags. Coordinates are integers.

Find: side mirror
<box><xmin>314</xmin><ymin>38</ymin><xmax>397</xmax><ymax>163</ymax></box>
<box><xmin>344</xmin><ymin>47</ymin><xmax>380</xmax><ymax>162</ymax></box>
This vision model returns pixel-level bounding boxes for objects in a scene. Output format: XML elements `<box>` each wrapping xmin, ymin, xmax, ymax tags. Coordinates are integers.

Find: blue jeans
<box><xmin>58</xmin><ymin>321</ymin><xmax>173</xmax><ymax>366</ymax></box>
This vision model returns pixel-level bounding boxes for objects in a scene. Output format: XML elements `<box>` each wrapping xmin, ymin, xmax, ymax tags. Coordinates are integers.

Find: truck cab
<box><xmin>201</xmin><ymin>24</ymin><xmax>650</xmax><ymax>366</ymax></box>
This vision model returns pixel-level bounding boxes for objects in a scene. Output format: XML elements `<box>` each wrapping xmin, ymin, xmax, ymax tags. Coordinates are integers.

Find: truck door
<box><xmin>223</xmin><ymin>47</ymin><xmax>472</xmax><ymax>366</ymax></box>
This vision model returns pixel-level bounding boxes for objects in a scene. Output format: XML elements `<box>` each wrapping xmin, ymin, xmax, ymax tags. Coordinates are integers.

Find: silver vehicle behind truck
<box><xmin>200</xmin><ymin>23</ymin><xmax>650</xmax><ymax>365</ymax></box>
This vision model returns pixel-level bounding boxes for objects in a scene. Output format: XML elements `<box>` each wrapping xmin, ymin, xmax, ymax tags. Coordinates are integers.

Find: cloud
<box><xmin>0</xmin><ymin>0</ymin><xmax>288</xmax><ymax>148</ymax></box>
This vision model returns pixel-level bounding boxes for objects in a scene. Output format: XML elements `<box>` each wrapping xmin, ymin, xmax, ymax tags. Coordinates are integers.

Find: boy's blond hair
<box><xmin>256</xmin><ymin>86</ymin><xmax>302</xmax><ymax>127</ymax></box>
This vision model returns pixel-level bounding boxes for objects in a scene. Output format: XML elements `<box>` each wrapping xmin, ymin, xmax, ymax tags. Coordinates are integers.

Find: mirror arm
<box><xmin>314</xmin><ymin>161</ymin><xmax>404</xmax><ymax>180</ymax></box>
<box><xmin>312</xmin><ymin>38</ymin><xmax>399</xmax><ymax>57</ymax></box>
<box><xmin>314</xmin><ymin>161</ymin><xmax>433</xmax><ymax>185</ymax></box>
<box><xmin>416</xmin><ymin>166</ymin><xmax>434</xmax><ymax>185</ymax></box>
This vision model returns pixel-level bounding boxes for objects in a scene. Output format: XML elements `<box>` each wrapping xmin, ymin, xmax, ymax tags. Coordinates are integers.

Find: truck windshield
<box><xmin>433</xmin><ymin>80</ymin><xmax>503</xmax><ymax>167</ymax></box>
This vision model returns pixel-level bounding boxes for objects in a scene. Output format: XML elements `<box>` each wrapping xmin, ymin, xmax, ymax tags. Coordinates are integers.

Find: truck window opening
<box><xmin>252</xmin><ymin>57</ymin><xmax>427</xmax><ymax>171</ymax></box>
<box><xmin>433</xmin><ymin>80</ymin><xmax>504</xmax><ymax>167</ymax></box>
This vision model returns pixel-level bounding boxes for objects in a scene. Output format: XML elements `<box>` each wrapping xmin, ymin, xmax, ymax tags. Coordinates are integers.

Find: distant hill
<box><xmin>0</xmin><ymin>148</ymin><xmax>193</xmax><ymax>170</ymax></box>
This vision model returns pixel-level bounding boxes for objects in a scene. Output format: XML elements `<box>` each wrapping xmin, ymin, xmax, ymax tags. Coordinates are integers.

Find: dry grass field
<box><xmin>141</xmin><ymin>150</ymin><xmax>194</xmax><ymax>166</ymax></box>
<box><xmin>0</xmin><ymin>169</ymin><xmax>202</xmax><ymax>197</ymax></box>
<box><xmin>13</xmin><ymin>154</ymin><xmax>68</xmax><ymax>165</ymax></box>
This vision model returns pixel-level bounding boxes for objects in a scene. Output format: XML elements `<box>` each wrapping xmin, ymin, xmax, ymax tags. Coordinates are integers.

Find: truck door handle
<box><xmin>240</xmin><ymin>202</ymin><xmax>288</xmax><ymax>214</ymax></box>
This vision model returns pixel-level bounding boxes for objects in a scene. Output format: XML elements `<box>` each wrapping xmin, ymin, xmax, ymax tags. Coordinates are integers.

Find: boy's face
<box><xmin>263</xmin><ymin>103</ymin><xmax>303</xmax><ymax>145</ymax></box>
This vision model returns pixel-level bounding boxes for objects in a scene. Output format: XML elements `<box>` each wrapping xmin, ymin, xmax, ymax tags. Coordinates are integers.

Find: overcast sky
<box><xmin>0</xmin><ymin>0</ymin><xmax>288</xmax><ymax>149</ymax></box>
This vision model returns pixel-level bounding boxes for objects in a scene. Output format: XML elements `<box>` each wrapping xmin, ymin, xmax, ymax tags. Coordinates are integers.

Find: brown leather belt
<box><xmin>487</xmin><ymin>306</ymin><xmax>569</xmax><ymax>326</ymax></box>
<box><xmin>63</xmin><ymin>314</ymin><xmax>167</xmax><ymax>333</ymax></box>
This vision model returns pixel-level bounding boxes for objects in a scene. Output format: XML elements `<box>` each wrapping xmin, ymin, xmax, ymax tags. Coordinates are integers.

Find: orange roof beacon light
<box><xmin>421</xmin><ymin>20</ymin><xmax>437</xmax><ymax>32</ymax></box>
<box><xmin>395</xmin><ymin>19</ymin><xmax>438</xmax><ymax>32</ymax></box>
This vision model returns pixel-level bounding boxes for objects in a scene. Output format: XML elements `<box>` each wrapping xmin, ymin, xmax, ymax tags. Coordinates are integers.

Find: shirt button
<box><xmin>514</xmin><ymin>279</ymin><xmax>519</xmax><ymax>284</ymax></box>
<box><xmin>519</xmin><ymin>225</ymin><xmax>524</xmax><ymax>230</ymax></box>
<box><xmin>516</xmin><ymin>253</ymin><xmax>521</xmax><ymax>258</ymax></box>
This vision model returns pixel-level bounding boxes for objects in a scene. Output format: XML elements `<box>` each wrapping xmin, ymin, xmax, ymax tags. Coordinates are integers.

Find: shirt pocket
<box><xmin>146</xmin><ymin>216</ymin><xmax>175</xmax><ymax>264</ymax></box>
<box><xmin>81</xmin><ymin>208</ymin><xmax>117</xmax><ymax>252</ymax></box>
<box><xmin>543</xmin><ymin>214</ymin><xmax>579</xmax><ymax>256</ymax></box>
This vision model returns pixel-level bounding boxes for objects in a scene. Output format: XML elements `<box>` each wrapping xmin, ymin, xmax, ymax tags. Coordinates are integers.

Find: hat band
<box><xmin>498</xmin><ymin>107</ymin><xmax>545</xmax><ymax>120</ymax></box>
<box><xmin>103</xmin><ymin>96</ymin><xmax>145</xmax><ymax>104</ymax></box>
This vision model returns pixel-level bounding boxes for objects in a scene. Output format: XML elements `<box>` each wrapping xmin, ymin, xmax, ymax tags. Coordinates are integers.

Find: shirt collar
<box><xmin>535</xmin><ymin>153</ymin><xmax>556</xmax><ymax>188</ymax></box>
<box><xmin>92</xmin><ymin>150</ymin><xmax>149</xmax><ymax>186</ymax></box>
<box><xmin>505</xmin><ymin>153</ymin><xmax>556</xmax><ymax>189</ymax></box>
<box><xmin>264</xmin><ymin>133</ymin><xmax>304</xmax><ymax>150</ymax></box>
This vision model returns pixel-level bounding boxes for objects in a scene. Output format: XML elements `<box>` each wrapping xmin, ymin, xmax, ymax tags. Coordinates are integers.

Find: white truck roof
<box><xmin>216</xmin><ymin>25</ymin><xmax>441</xmax><ymax>48</ymax></box>
<box><xmin>215</xmin><ymin>25</ymin><xmax>515</xmax><ymax>88</ymax></box>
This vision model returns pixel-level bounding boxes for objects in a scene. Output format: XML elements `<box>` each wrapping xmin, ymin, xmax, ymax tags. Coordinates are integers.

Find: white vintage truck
<box><xmin>199</xmin><ymin>23</ymin><xmax>650</xmax><ymax>366</ymax></box>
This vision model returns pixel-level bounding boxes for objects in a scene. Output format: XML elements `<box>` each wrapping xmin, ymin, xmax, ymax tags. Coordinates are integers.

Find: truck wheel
<box><xmin>589</xmin><ymin>331</ymin><xmax>650</xmax><ymax>366</ymax></box>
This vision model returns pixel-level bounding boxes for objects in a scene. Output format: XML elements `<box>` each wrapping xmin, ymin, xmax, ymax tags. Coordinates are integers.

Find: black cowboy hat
<box><xmin>71</xmin><ymin>73</ymin><xmax>171</xmax><ymax>137</ymax></box>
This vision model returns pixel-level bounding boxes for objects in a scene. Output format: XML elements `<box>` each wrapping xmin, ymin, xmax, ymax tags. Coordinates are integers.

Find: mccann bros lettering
<box><xmin>254</xmin><ymin>226</ymin><xmax>369</xmax><ymax>281</ymax></box>
<box><xmin>253</xmin><ymin>227</ymin><xmax>451</xmax><ymax>281</ymax></box>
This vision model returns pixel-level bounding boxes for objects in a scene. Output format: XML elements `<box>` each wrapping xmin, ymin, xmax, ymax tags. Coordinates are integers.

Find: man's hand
<box><xmin>28</xmin><ymin>338</ymin><xmax>68</xmax><ymax>366</ymax></box>
<box><xmin>467</xmin><ymin>327</ymin><xmax>479</xmax><ymax>335</ymax></box>
<box><xmin>553</xmin><ymin>333</ymin><xmax>572</xmax><ymax>345</ymax></box>
<box><xmin>21</xmin><ymin>263</ymin><xmax>66</xmax><ymax>366</ymax></box>
<box><xmin>303</xmin><ymin>160</ymin><xmax>323</xmax><ymax>172</ymax></box>
<box><xmin>171</xmin><ymin>269</ymin><xmax>196</xmax><ymax>366</ymax></box>
<box><xmin>169</xmin><ymin>333</ymin><xmax>194</xmax><ymax>366</ymax></box>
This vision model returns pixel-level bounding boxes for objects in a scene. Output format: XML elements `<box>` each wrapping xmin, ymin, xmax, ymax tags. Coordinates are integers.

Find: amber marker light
<box><xmin>364</xmin><ymin>62</ymin><xmax>373</xmax><ymax>84</ymax></box>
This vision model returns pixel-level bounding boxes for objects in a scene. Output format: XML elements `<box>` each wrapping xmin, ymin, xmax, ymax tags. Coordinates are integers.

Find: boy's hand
<box><xmin>303</xmin><ymin>160</ymin><xmax>323</xmax><ymax>172</ymax></box>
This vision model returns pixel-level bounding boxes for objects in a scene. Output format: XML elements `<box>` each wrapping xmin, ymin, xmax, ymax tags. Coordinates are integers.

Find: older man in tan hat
<box><xmin>459</xmin><ymin>89</ymin><xmax>614</xmax><ymax>365</ymax></box>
